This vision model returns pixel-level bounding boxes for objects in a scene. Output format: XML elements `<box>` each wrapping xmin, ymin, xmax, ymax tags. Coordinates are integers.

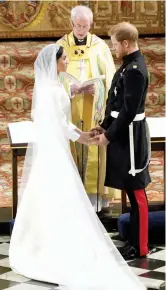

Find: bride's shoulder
<box><xmin>54</xmin><ymin>80</ymin><xmax>62</xmax><ymax>86</ymax></box>
<box><xmin>41</xmin><ymin>80</ymin><xmax>66</xmax><ymax>96</ymax></box>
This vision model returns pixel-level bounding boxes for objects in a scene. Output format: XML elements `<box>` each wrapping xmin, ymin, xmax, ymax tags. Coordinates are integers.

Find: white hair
<box><xmin>71</xmin><ymin>5</ymin><xmax>93</xmax><ymax>23</ymax></box>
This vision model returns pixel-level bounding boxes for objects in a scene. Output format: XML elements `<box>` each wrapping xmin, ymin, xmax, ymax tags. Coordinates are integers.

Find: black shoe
<box><xmin>121</xmin><ymin>246</ymin><xmax>147</xmax><ymax>260</ymax></box>
<box><xmin>118</xmin><ymin>241</ymin><xmax>131</xmax><ymax>254</ymax></box>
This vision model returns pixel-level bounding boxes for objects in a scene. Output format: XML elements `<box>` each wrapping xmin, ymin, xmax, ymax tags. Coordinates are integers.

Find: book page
<box><xmin>8</xmin><ymin>121</ymin><xmax>35</xmax><ymax>144</ymax></box>
<box><xmin>62</xmin><ymin>72</ymin><xmax>105</xmax><ymax>88</ymax></box>
<box><xmin>62</xmin><ymin>72</ymin><xmax>81</xmax><ymax>87</ymax></box>
<box><xmin>81</xmin><ymin>75</ymin><xmax>105</xmax><ymax>87</ymax></box>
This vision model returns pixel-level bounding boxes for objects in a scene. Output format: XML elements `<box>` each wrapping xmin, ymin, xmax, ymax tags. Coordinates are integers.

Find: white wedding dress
<box><xmin>9</xmin><ymin>44</ymin><xmax>146</xmax><ymax>290</ymax></box>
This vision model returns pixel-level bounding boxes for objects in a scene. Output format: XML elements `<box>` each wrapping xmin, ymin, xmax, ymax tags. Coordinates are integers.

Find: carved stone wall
<box><xmin>0</xmin><ymin>1</ymin><xmax>164</xmax><ymax>39</ymax></box>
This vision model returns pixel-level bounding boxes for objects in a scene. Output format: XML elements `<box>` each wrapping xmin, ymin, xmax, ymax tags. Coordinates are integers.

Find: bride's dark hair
<box><xmin>56</xmin><ymin>46</ymin><xmax>64</xmax><ymax>60</ymax></box>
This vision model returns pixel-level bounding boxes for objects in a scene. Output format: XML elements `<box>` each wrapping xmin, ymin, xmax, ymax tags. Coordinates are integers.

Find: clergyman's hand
<box><xmin>80</xmin><ymin>84</ymin><xmax>95</xmax><ymax>95</ymax></box>
<box><xmin>71</xmin><ymin>84</ymin><xmax>81</xmax><ymax>96</ymax></box>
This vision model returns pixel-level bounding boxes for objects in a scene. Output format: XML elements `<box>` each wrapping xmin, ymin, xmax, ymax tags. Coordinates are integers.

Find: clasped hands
<box><xmin>71</xmin><ymin>83</ymin><xmax>108</xmax><ymax>146</ymax></box>
<box><xmin>79</xmin><ymin>126</ymin><xmax>109</xmax><ymax>146</ymax></box>
<box><xmin>89</xmin><ymin>126</ymin><xmax>109</xmax><ymax>146</ymax></box>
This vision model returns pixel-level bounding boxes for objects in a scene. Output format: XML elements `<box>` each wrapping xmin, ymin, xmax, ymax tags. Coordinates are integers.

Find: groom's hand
<box><xmin>90</xmin><ymin>133</ymin><xmax>109</xmax><ymax>146</ymax></box>
<box><xmin>90</xmin><ymin>126</ymin><xmax>106</xmax><ymax>137</ymax></box>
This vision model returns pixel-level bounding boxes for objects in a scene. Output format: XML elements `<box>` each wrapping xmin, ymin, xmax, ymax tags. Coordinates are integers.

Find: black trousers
<box><xmin>126</xmin><ymin>188</ymin><xmax>149</xmax><ymax>256</ymax></box>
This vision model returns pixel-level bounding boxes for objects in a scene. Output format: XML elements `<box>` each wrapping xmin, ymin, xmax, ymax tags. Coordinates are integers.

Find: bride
<box><xmin>9</xmin><ymin>44</ymin><xmax>146</xmax><ymax>290</ymax></box>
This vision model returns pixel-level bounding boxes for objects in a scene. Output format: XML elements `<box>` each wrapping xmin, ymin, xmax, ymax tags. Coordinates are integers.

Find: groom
<box><xmin>90</xmin><ymin>22</ymin><xmax>151</xmax><ymax>260</ymax></box>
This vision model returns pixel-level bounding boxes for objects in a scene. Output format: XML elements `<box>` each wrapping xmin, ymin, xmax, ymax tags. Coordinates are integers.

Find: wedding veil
<box><xmin>18</xmin><ymin>44</ymin><xmax>69</xmax><ymax>204</ymax></box>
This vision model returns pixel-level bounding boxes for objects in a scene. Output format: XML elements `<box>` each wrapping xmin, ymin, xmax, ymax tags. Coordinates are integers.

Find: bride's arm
<box><xmin>74</xmin><ymin>127</ymin><xmax>91</xmax><ymax>145</ymax></box>
<box><xmin>54</xmin><ymin>91</ymin><xmax>90</xmax><ymax>145</ymax></box>
<box><xmin>68</xmin><ymin>123</ymin><xmax>91</xmax><ymax>145</ymax></box>
<box><xmin>34</xmin><ymin>85</ymin><xmax>91</xmax><ymax>146</ymax></box>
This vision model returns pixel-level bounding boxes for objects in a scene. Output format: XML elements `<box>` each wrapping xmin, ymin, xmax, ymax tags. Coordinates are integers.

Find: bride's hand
<box><xmin>77</xmin><ymin>132</ymin><xmax>91</xmax><ymax>145</ymax></box>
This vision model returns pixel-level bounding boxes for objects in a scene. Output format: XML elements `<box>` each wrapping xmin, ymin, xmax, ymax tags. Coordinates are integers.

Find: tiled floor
<box><xmin>0</xmin><ymin>237</ymin><xmax>165</xmax><ymax>290</ymax></box>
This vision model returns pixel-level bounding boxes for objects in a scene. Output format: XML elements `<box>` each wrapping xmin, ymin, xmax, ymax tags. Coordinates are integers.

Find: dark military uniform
<box><xmin>101</xmin><ymin>50</ymin><xmax>151</xmax><ymax>257</ymax></box>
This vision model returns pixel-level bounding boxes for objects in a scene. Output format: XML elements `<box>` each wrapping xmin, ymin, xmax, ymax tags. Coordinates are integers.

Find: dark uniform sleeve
<box><xmin>100</xmin><ymin>92</ymin><xmax>113</xmax><ymax>130</ymax></box>
<box><xmin>100</xmin><ymin>70</ymin><xmax>119</xmax><ymax>130</ymax></box>
<box><xmin>104</xmin><ymin>68</ymin><xmax>146</xmax><ymax>142</ymax></box>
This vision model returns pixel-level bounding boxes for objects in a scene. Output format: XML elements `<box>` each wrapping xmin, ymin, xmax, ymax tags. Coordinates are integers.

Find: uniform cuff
<box><xmin>104</xmin><ymin>131</ymin><xmax>111</xmax><ymax>142</ymax></box>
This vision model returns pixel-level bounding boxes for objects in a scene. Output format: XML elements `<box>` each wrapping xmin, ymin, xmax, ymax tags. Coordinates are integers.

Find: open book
<box><xmin>62</xmin><ymin>72</ymin><xmax>105</xmax><ymax>88</ymax></box>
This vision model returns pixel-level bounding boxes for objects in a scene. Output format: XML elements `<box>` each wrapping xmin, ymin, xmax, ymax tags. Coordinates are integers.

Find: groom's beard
<box><xmin>74</xmin><ymin>34</ymin><xmax>87</xmax><ymax>46</ymax></box>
